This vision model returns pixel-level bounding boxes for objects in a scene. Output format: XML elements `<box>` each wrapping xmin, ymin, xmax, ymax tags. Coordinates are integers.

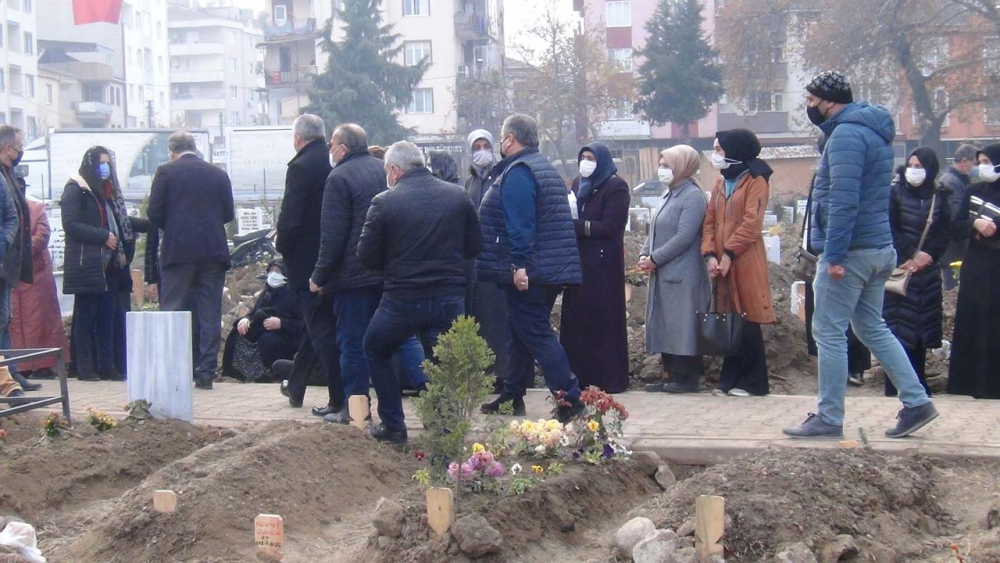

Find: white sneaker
<box><xmin>727</xmin><ymin>388</ymin><xmax>751</xmax><ymax>398</ymax></box>
<box><xmin>711</xmin><ymin>388</ymin><xmax>726</xmax><ymax>396</ymax></box>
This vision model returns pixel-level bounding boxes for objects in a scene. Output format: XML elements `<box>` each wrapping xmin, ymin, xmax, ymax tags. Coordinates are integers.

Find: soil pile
<box><xmin>0</xmin><ymin>418</ymin><xmax>221</xmax><ymax>522</ymax></box>
<box><xmin>362</xmin><ymin>461</ymin><xmax>660</xmax><ymax>563</ymax></box>
<box><xmin>49</xmin><ymin>421</ymin><xmax>418</xmax><ymax>563</ymax></box>
<box><xmin>630</xmin><ymin>448</ymin><xmax>955</xmax><ymax>562</ymax></box>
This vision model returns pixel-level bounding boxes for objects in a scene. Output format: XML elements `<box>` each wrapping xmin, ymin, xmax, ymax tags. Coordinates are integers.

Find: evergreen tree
<box><xmin>634</xmin><ymin>0</ymin><xmax>724</xmax><ymax>138</ymax></box>
<box><xmin>304</xmin><ymin>0</ymin><xmax>426</xmax><ymax>145</ymax></box>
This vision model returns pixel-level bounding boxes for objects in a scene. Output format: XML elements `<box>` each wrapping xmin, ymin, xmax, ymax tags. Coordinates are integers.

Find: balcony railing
<box><xmin>76</xmin><ymin>101</ymin><xmax>114</xmax><ymax>116</ymax></box>
<box><xmin>263</xmin><ymin>18</ymin><xmax>317</xmax><ymax>40</ymax></box>
<box><xmin>265</xmin><ymin>66</ymin><xmax>318</xmax><ymax>87</ymax></box>
<box><xmin>454</xmin><ymin>11</ymin><xmax>491</xmax><ymax>40</ymax></box>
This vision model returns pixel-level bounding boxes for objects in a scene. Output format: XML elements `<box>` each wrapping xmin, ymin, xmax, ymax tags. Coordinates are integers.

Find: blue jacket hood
<box><xmin>820</xmin><ymin>102</ymin><xmax>896</xmax><ymax>145</ymax></box>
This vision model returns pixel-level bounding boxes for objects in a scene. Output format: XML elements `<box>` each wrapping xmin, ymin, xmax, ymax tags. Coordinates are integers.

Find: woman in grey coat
<box><xmin>639</xmin><ymin>145</ymin><xmax>711</xmax><ymax>393</ymax></box>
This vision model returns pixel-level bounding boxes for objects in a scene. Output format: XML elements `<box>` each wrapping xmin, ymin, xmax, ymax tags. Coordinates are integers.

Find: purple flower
<box><xmin>602</xmin><ymin>443</ymin><xmax>614</xmax><ymax>459</ymax></box>
<box><xmin>460</xmin><ymin>462</ymin><xmax>475</xmax><ymax>480</ymax></box>
<box><xmin>485</xmin><ymin>461</ymin><xmax>505</xmax><ymax>478</ymax></box>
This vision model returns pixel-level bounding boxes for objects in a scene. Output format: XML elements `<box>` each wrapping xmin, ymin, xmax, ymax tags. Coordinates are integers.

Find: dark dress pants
<box><xmin>287</xmin><ymin>289</ymin><xmax>343</xmax><ymax>408</ymax></box>
<box><xmin>160</xmin><ymin>262</ymin><xmax>226</xmax><ymax>384</ymax></box>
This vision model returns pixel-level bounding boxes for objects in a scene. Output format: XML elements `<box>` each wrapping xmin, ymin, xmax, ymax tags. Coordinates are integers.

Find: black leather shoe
<box><xmin>370</xmin><ymin>423</ymin><xmax>407</xmax><ymax>446</ymax></box>
<box><xmin>195</xmin><ymin>377</ymin><xmax>214</xmax><ymax>390</ymax></box>
<box><xmin>480</xmin><ymin>394</ymin><xmax>526</xmax><ymax>416</ymax></box>
<box><xmin>99</xmin><ymin>367</ymin><xmax>125</xmax><ymax>382</ymax></box>
<box><xmin>556</xmin><ymin>401</ymin><xmax>586</xmax><ymax>424</ymax></box>
<box><xmin>6</xmin><ymin>390</ymin><xmax>31</xmax><ymax>407</ymax></box>
<box><xmin>311</xmin><ymin>403</ymin><xmax>341</xmax><ymax>417</ymax></box>
<box><xmin>78</xmin><ymin>373</ymin><xmax>100</xmax><ymax>382</ymax></box>
<box><xmin>13</xmin><ymin>373</ymin><xmax>41</xmax><ymax>392</ymax></box>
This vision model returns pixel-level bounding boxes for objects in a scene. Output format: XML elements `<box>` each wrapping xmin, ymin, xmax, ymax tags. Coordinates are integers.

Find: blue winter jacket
<box><xmin>810</xmin><ymin>102</ymin><xmax>896</xmax><ymax>264</ymax></box>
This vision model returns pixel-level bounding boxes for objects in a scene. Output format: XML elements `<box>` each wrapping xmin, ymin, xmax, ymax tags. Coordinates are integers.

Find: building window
<box><xmin>608</xmin><ymin>48</ymin><xmax>633</xmax><ymax>72</ymax></box>
<box><xmin>7</xmin><ymin>24</ymin><xmax>20</xmax><ymax>54</ymax></box>
<box><xmin>0</xmin><ymin>114</ymin><xmax>6</xmax><ymax>126</ymax></box>
<box><xmin>27</xmin><ymin>117</ymin><xmax>36</xmax><ymax>140</ymax></box>
<box><xmin>0</xmin><ymin>26</ymin><xmax>4</xmax><ymax>48</ymax></box>
<box><xmin>228</xmin><ymin>30</ymin><xmax>237</xmax><ymax>45</ymax></box>
<box><xmin>158</xmin><ymin>56</ymin><xmax>164</xmax><ymax>73</ymax></box>
<box><xmin>157</xmin><ymin>21</ymin><xmax>163</xmax><ymax>39</ymax></box>
<box><xmin>45</xmin><ymin>83</ymin><xmax>52</xmax><ymax>105</ymax></box>
<box><xmin>0</xmin><ymin>70</ymin><xmax>5</xmax><ymax>93</ymax></box>
<box><xmin>25</xmin><ymin>75</ymin><xmax>33</xmax><ymax>98</ymax></box>
<box><xmin>159</xmin><ymin>92</ymin><xmax>165</xmax><ymax>108</ymax></box>
<box><xmin>985</xmin><ymin>36</ymin><xmax>1000</xmax><ymax>77</ymax></box>
<box><xmin>231</xmin><ymin>86</ymin><xmax>238</xmax><ymax>98</ymax></box>
<box><xmin>407</xmin><ymin>88</ymin><xmax>433</xmax><ymax>113</ymax></box>
<box><xmin>987</xmin><ymin>99</ymin><xmax>1000</xmax><ymax>126</ymax></box>
<box><xmin>24</xmin><ymin>32</ymin><xmax>32</xmax><ymax>55</ymax></box>
<box><xmin>403</xmin><ymin>0</ymin><xmax>429</xmax><ymax>17</ymax></box>
<box><xmin>273</xmin><ymin>4</ymin><xmax>288</xmax><ymax>24</ymax></box>
<box><xmin>23</xmin><ymin>0</ymin><xmax>32</xmax><ymax>13</ymax></box>
<box><xmin>232</xmin><ymin>111</ymin><xmax>240</xmax><ymax>126</ymax></box>
<box><xmin>606</xmin><ymin>1</ymin><xmax>631</xmax><ymax>27</ymax></box>
<box><xmin>608</xmin><ymin>98</ymin><xmax>633</xmax><ymax>120</ymax></box>
<box><xmin>129</xmin><ymin>85</ymin><xmax>135</xmax><ymax>101</ymax></box>
<box><xmin>230</xmin><ymin>58</ymin><xmax>237</xmax><ymax>72</ymax></box>
<box><xmin>404</xmin><ymin>41</ymin><xmax>431</xmax><ymax>66</ymax></box>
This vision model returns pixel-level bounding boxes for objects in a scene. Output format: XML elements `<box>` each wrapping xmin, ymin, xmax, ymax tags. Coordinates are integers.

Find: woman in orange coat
<box><xmin>10</xmin><ymin>198</ymin><xmax>69</xmax><ymax>378</ymax></box>
<box><xmin>701</xmin><ymin>129</ymin><xmax>776</xmax><ymax>397</ymax></box>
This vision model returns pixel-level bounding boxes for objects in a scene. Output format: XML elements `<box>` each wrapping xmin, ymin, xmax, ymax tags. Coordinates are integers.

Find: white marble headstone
<box><xmin>127</xmin><ymin>311</ymin><xmax>194</xmax><ymax>422</ymax></box>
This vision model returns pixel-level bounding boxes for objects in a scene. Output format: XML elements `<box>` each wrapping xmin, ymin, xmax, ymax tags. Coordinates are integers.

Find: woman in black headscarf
<box><xmin>701</xmin><ymin>129</ymin><xmax>776</xmax><ymax>397</ymax></box>
<box><xmin>948</xmin><ymin>143</ymin><xmax>1000</xmax><ymax>399</ymax></box>
<box><xmin>883</xmin><ymin>147</ymin><xmax>950</xmax><ymax>397</ymax></box>
<box><xmin>429</xmin><ymin>152</ymin><xmax>461</xmax><ymax>185</ymax></box>
<box><xmin>560</xmin><ymin>141</ymin><xmax>631</xmax><ymax>393</ymax></box>
<box><xmin>61</xmin><ymin>146</ymin><xmax>126</xmax><ymax>381</ymax></box>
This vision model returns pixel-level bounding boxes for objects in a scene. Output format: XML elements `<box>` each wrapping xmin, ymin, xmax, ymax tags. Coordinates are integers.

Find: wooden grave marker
<box><xmin>426</xmin><ymin>488</ymin><xmax>455</xmax><ymax>538</ymax></box>
<box><xmin>695</xmin><ymin>495</ymin><xmax>725</xmax><ymax>561</ymax></box>
<box><xmin>838</xmin><ymin>440</ymin><xmax>860</xmax><ymax>449</ymax></box>
<box><xmin>348</xmin><ymin>395</ymin><xmax>369</xmax><ymax>430</ymax></box>
<box><xmin>153</xmin><ymin>490</ymin><xmax>176</xmax><ymax>513</ymax></box>
<box><xmin>254</xmin><ymin>514</ymin><xmax>284</xmax><ymax>561</ymax></box>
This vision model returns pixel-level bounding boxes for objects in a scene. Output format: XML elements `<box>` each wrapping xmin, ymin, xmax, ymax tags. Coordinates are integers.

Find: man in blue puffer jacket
<box><xmin>784</xmin><ymin>71</ymin><xmax>938</xmax><ymax>440</ymax></box>
<box><xmin>477</xmin><ymin>114</ymin><xmax>584</xmax><ymax>423</ymax></box>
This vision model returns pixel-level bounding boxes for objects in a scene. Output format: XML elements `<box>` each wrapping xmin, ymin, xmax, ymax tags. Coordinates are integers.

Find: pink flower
<box><xmin>485</xmin><ymin>461</ymin><xmax>505</xmax><ymax>478</ymax></box>
<box><xmin>447</xmin><ymin>462</ymin><xmax>460</xmax><ymax>481</ymax></box>
<box><xmin>460</xmin><ymin>462</ymin><xmax>475</xmax><ymax>480</ymax></box>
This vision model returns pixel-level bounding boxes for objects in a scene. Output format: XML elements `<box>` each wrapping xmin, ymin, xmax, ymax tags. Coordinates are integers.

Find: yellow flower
<box><xmin>472</xmin><ymin>443</ymin><xmax>485</xmax><ymax>454</ymax></box>
<box><xmin>532</xmin><ymin>465</ymin><xmax>544</xmax><ymax>475</ymax></box>
<box><xmin>587</xmin><ymin>420</ymin><xmax>600</xmax><ymax>433</ymax></box>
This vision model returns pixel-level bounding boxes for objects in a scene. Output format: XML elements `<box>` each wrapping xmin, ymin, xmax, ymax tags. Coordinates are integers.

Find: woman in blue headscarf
<box><xmin>560</xmin><ymin>141</ymin><xmax>631</xmax><ymax>393</ymax></box>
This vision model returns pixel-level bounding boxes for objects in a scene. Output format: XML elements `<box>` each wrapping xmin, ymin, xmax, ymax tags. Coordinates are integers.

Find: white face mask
<box><xmin>905</xmin><ymin>167</ymin><xmax>926</xmax><ymax>187</ymax></box>
<box><xmin>472</xmin><ymin>149</ymin><xmax>493</xmax><ymax>169</ymax></box>
<box><xmin>579</xmin><ymin>160</ymin><xmax>598</xmax><ymax>178</ymax></box>
<box><xmin>980</xmin><ymin>163</ymin><xmax>1000</xmax><ymax>183</ymax></box>
<box><xmin>711</xmin><ymin>153</ymin><xmax>730</xmax><ymax>170</ymax></box>
<box><xmin>658</xmin><ymin>167</ymin><xmax>674</xmax><ymax>186</ymax></box>
<box><xmin>266</xmin><ymin>271</ymin><xmax>286</xmax><ymax>289</ymax></box>
<box><xmin>329</xmin><ymin>154</ymin><xmax>337</xmax><ymax>169</ymax></box>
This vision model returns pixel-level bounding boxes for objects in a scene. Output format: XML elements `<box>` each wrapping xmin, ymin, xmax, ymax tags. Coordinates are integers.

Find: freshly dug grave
<box><xmin>360</xmin><ymin>460</ymin><xmax>662</xmax><ymax>563</ymax></box>
<box><xmin>48</xmin><ymin>420</ymin><xmax>419</xmax><ymax>563</ymax></box>
<box><xmin>0</xmin><ymin>416</ymin><xmax>222</xmax><ymax>522</ymax></box>
<box><xmin>628</xmin><ymin>448</ymin><xmax>993</xmax><ymax>563</ymax></box>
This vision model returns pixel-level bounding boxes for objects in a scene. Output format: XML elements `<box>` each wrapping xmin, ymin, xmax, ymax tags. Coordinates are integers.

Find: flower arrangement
<box><xmin>568</xmin><ymin>387</ymin><xmax>631</xmax><ymax>464</ymax></box>
<box><xmin>447</xmin><ymin>445</ymin><xmax>506</xmax><ymax>492</ymax></box>
<box><xmin>87</xmin><ymin>408</ymin><xmax>118</xmax><ymax>432</ymax></box>
<box><xmin>508</xmin><ymin>419</ymin><xmax>567</xmax><ymax>457</ymax></box>
<box><xmin>40</xmin><ymin>414</ymin><xmax>69</xmax><ymax>438</ymax></box>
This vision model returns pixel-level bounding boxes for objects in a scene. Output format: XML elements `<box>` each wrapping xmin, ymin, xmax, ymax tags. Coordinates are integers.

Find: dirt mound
<box><xmin>362</xmin><ymin>460</ymin><xmax>660</xmax><ymax>563</ymax></box>
<box><xmin>630</xmin><ymin>448</ymin><xmax>953</xmax><ymax>562</ymax></box>
<box><xmin>51</xmin><ymin>421</ymin><xmax>419</xmax><ymax>563</ymax></box>
<box><xmin>0</xmin><ymin>417</ymin><xmax>221</xmax><ymax>522</ymax></box>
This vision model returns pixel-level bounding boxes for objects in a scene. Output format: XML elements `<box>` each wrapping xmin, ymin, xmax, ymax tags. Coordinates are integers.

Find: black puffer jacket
<box><xmin>310</xmin><ymin>151</ymin><xmax>386</xmax><ymax>292</ymax></box>
<box><xmin>60</xmin><ymin>174</ymin><xmax>114</xmax><ymax>295</ymax></box>
<box><xmin>883</xmin><ymin>175</ymin><xmax>951</xmax><ymax>350</ymax></box>
<box><xmin>358</xmin><ymin>168</ymin><xmax>482</xmax><ymax>299</ymax></box>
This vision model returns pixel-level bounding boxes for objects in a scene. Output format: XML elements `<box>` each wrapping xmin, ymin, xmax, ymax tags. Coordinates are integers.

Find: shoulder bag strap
<box><xmin>915</xmin><ymin>190</ymin><xmax>937</xmax><ymax>253</ymax></box>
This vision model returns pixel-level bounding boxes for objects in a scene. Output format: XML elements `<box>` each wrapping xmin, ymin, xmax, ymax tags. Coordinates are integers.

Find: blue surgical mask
<box><xmin>98</xmin><ymin>163</ymin><xmax>111</xmax><ymax>180</ymax></box>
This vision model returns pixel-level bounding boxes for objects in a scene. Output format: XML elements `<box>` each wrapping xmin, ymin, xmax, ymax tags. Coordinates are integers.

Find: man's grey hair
<box><xmin>954</xmin><ymin>143</ymin><xmax>979</xmax><ymax>163</ymax></box>
<box><xmin>384</xmin><ymin>141</ymin><xmax>426</xmax><ymax>173</ymax></box>
<box><xmin>293</xmin><ymin>114</ymin><xmax>326</xmax><ymax>143</ymax></box>
<box><xmin>168</xmin><ymin>131</ymin><xmax>198</xmax><ymax>154</ymax></box>
<box><xmin>0</xmin><ymin>126</ymin><xmax>21</xmax><ymax>150</ymax></box>
<box><xmin>502</xmin><ymin>114</ymin><xmax>539</xmax><ymax>148</ymax></box>
<box><xmin>332</xmin><ymin>123</ymin><xmax>368</xmax><ymax>155</ymax></box>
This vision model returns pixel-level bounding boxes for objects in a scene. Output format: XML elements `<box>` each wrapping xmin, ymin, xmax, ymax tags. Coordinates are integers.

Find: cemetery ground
<box><xmin>0</xmin><ymin>385</ymin><xmax>998</xmax><ymax>562</ymax></box>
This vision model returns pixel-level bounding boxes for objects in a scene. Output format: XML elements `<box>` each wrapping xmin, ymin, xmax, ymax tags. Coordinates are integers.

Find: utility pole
<box><xmin>219</xmin><ymin>112</ymin><xmax>226</xmax><ymax>139</ymax></box>
<box><xmin>147</xmin><ymin>100</ymin><xmax>155</xmax><ymax>128</ymax></box>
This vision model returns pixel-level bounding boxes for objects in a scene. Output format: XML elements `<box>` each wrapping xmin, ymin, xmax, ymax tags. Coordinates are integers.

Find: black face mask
<box><xmin>807</xmin><ymin>104</ymin><xmax>827</xmax><ymax>126</ymax></box>
<box><xmin>11</xmin><ymin>149</ymin><xmax>23</xmax><ymax>167</ymax></box>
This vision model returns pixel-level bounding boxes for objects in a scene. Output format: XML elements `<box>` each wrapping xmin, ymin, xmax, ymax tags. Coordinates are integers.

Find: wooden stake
<box><xmin>838</xmin><ymin>440</ymin><xmax>860</xmax><ymax>449</ymax></box>
<box><xmin>426</xmin><ymin>487</ymin><xmax>455</xmax><ymax>538</ymax></box>
<box><xmin>254</xmin><ymin>514</ymin><xmax>284</xmax><ymax>561</ymax></box>
<box><xmin>348</xmin><ymin>395</ymin><xmax>369</xmax><ymax>430</ymax></box>
<box><xmin>153</xmin><ymin>490</ymin><xmax>177</xmax><ymax>513</ymax></box>
<box><xmin>695</xmin><ymin>495</ymin><xmax>725</xmax><ymax>562</ymax></box>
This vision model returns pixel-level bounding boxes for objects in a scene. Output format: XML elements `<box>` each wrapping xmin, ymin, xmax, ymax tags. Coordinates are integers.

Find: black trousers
<box><xmin>661</xmin><ymin>353</ymin><xmax>703</xmax><ymax>383</ymax></box>
<box><xmin>286</xmin><ymin>289</ymin><xmax>343</xmax><ymax>408</ymax></box>
<box><xmin>160</xmin><ymin>262</ymin><xmax>226</xmax><ymax>384</ymax></box>
<box><xmin>885</xmin><ymin>345</ymin><xmax>931</xmax><ymax>397</ymax></box>
<box><xmin>718</xmin><ymin>322</ymin><xmax>769</xmax><ymax>395</ymax></box>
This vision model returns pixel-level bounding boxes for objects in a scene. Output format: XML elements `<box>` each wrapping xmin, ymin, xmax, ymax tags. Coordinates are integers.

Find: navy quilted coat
<box><xmin>476</xmin><ymin>148</ymin><xmax>582</xmax><ymax>286</ymax></box>
<box><xmin>883</xmin><ymin>178</ymin><xmax>951</xmax><ymax>350</ymax></box>
<box><xmin>810</xmin><ymin>103</ymin><xmax>896</xmax><ymax>265</ymax></box>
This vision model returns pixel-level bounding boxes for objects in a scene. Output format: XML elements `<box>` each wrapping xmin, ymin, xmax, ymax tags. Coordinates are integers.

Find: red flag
<box><xmin>73</xmin><ymin>0</ymin><xmax>123</xmax><ymax>25</ymax></box>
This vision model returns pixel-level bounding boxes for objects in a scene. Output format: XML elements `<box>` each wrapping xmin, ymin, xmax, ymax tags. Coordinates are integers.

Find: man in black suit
<box><xmin>276</xmin><ymin>114</ymin><xmax>344</xmax><ymax>415</ymax></box>
<box><xmin>148</xmin><ymin>131</ymin><xmax>235</xmax><ymax>390</ymax></box>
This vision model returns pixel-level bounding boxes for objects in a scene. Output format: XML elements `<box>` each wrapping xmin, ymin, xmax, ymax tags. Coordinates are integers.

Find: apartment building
<box><xmin>261</xmin><ymin>0</ymin><xmax>504</xmax><ymax>141</ymax></box>
<box><xmin>0</xmin><ymin>0</ymin><xmax>41</xmax><ymax>140</ymax></box>
<box><xmin>39</xmin><ymin>0</ymin><xmax>170</xmax><ymax>128</ymax></box>
<box><xmin>37</xmin><ymin>47</ymin><xmax>127</xmax><ymax>129</ymax></box>
<box><xmin>167</xmin><ymin>4</ymin><xmax>265</xmax><ymax>131</ymax></box>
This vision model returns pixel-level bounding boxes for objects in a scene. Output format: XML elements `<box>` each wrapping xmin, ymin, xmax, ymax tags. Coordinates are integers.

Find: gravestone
<box><xmin>763</xmin><ymin>236</ymin><xmax>781</xmax><ymax>265</ymax></box>
<box><xmin>127</xmin><ymin>311</ymin><xmax>194</xmax><ymax>422</ymax></box>
<box><xmin>153</xmin><ymin>490</ymin><xmax>177</xmax><ymax>513</ymax></box>
<box><xmin>254</xmin><ymin>514</ymin><xmax>284</xmax><ymax>560</ymax></box>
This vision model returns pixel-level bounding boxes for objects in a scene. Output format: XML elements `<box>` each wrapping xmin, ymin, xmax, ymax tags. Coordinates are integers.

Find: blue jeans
<box><xmin>503</xmin><ymin>284</ymin><xmax>581</xmax><ymax>402</ymax></box>
<box><xmin>364</xmin><ymin>293</ymin><xmax>465</xmax><ymax>431</ymax></box>
<box><xmin>813</xmin><ymin>246</ymin><xmax>930</xmax><ymax>426</ymax></box>
<box><xmin>333</xmin><ymin>286</ymin><xmax>424</xmax><ymax>398</ymax></box>
<box><xmin>0</xmin><ymin>279</ymin><xmax>14</xmax><ymax>375</ymax></box>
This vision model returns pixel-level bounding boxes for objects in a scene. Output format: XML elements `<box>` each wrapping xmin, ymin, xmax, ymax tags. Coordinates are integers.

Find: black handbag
<box><xmin>697</xmin><ymin>280</ymin><xmax>745</xmax><ymax>357</ymax></box>
<box><xmin>792</xmin><ymin>182</ymin><xmax>818</xmax><ymax>282</ymax></box>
